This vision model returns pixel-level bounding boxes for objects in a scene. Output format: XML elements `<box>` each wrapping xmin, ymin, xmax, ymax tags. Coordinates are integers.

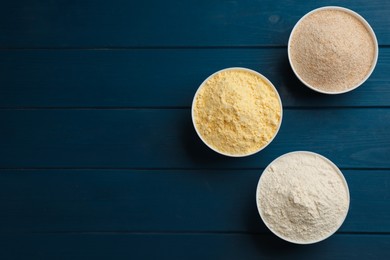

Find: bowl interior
<box><xmin>256</xmin><ymin>151</ymin><xmax>350</xmax><ymax>244</ymax></box>
<box><xmin>287</xmin><ymin>6</ymin><xmax>378</xmax><ymax>94</ymax></box>
<box><xmin>191</xmin><ymin>67</ymin><xmax>283</xmax><ymax>157</ymax></box>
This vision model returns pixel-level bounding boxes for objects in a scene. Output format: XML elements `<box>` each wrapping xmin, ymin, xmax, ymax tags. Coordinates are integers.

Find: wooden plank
<box><xmin>0</xmin><ymin>170</ymin><xmax>388</xmax><ymax>233</ymax></box>
<box><xmin>0</xmin><ymin>0</ymin><xmax>388</xmax><ymax>47</ymax></box>
<box><xmin>0</xmin><ymin>109</ymin><xmax>388</xmax><ymax>168</ymax></box>
<box><xmin>0</xmin><ymin>48</ymin><xmax>389</xmax><ymax>108</ymax></box>
<box><xmin>0</xmin><ymin>233</ymin><xmax>389</xmax><ymax>259</ymax></box>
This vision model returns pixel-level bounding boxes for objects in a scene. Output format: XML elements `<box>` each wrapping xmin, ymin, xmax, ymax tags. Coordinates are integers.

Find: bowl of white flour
<box><xmin>256</xmin><ymin>151</ymin><xmax>350</xmax><ymax>244</ymax></box>
<box><xmin>288</xmin><ymin>6</ymin><xmax>378</xmax><ymax>94</ymax></box>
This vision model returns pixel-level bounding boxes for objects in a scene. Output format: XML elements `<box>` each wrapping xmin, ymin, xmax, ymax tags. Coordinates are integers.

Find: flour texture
<box><xmin>193</xmin><ymin>69</ymin><xmax>281</xmax><ymax>156</ymax></box>
<box><xmin>289</xmin><ymin>9</ymin><xmax>376</xmax><ymax>92</ymax></box>
<box><xmin>257</xmin><ymin>152</ymin><xmax>349</xmax><ymax>243</ymax></box>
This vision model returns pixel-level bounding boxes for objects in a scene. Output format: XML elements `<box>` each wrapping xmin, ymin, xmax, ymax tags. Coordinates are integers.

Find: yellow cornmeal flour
<box><xmin>193</xmin><ymin>69</ymin><xmax>282</xmax><ymax>156</ymax></box>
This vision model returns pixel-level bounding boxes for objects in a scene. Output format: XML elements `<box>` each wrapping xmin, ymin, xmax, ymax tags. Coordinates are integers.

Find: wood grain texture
<box><xmin>0</xmin><ymin>170</ymin><xmax>388</xmax><ymax>233</ymax></box>
<box><xmin>0</xmin><ymin>0</ymin><xmax>388</xmax><ymax>47</ymax></box>
<box><xmin>0</xmin><ymin>234</ymin><xmax>389</xmax><ymax>260</ymax></box>
<box><xmin>0</xmin><ymin>109</ymin><xmax>388</xmax><ymax>168</ymax></box>
<box><xmin>0</xmin><ymin>0</ymin><xmax>389</xmax><ymax>258</ymax></box>
<box><xmin>0</xmin><ymin>48</ymin><xmax>388</xmax><ymax>108</ymax></box>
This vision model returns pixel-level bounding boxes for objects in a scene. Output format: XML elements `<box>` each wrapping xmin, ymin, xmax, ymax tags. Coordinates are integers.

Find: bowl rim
<box><xmin>256</xmin><ymin>151</ymin><xmax>351</xmax><ymax>244</ymax></box>
<box><xmin>287</xmin><ymin>6</ymin><xmax>379</xmax><ymax>95</ymax></box>
<box><xmin>191</xmin><ymin>67</ymin><xmax>283</xmax><ymax>157</ymax></box>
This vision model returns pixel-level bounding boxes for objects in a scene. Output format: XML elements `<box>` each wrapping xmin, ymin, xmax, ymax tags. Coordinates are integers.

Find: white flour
<box><xmin>257</xmin><ymin>152</ymin><xmax>349</xmax><ymax>243</ymax></box>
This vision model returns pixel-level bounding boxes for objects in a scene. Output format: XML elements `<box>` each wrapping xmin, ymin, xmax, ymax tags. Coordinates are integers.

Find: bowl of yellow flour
<box><xmin>192</xmin><ymin>68</ymin><xmax>282</xmax><ymax>157</ymax></box>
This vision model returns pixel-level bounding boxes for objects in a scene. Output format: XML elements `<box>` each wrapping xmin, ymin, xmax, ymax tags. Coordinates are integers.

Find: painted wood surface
<box><xmin>0</xmin><ymin>170</ymin><xmax>389</xmax><ymax>233</ymax></box>
<box><xmin>0</xmin><ymin>49</ymin><xmax>389</xmax><ymax>108</ymax></box>
<box><xmin>0</xmin><ymin>234</ymin><xmax>389</xmax><ymax>260</ymax></box>
<box><xmin>0</xmin><ymin>0</ymin><xmax>389</xmax><ymax>47</ymax></box>
<box><xmin>0</xmin><ymin>109</ymin><xmax>388</xmax><ymax>168</ymax></box>
<box><xmin>0</xmin><ymin>0</ymin><xmax>389</xmax><ymax>259</ymax></box>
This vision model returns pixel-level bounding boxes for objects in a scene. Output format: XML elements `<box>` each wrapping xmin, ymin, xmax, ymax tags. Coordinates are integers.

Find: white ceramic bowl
<box><xmin>288</xmin><ymin>6</ymin><xmax>378</xmax><ymax>94</ymax></box>
<box><xmin>191</xmin><ymin>67</ymin><xmax>283</xmax><ymax>157</ymax></box>
<box><xmin>256</xmin><ymin>151</ymin><xmax>350</xmax><ymax>244</ymax></box>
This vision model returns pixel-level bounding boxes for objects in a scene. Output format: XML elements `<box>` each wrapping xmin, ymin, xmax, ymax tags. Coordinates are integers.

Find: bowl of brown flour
<box><xmin>192</xmin><ymin>68</ymin><xmax>282</xmax><ymax>157</ymax></box>
<box><xmin>256</xmin><ymin>151</ymin><xmax>350</xmax><ymax>244</ymax></box>
<box><xmin>288</xmin><ymin>6</ymin><xmax>378</xmax><ymax>94</ymax></box>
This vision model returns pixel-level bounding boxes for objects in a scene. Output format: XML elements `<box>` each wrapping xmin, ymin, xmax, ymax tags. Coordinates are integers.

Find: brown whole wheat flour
<box><xmin>192</xmin><ymin>69</ymin><xmax>281</xmax><ymax>156</ymax></box>
<box><xmin>257</xmin><ymin>152</ymin><xmax>350</xmax><ymax>243</ymax></box>
<box><xmin>289</xmin><ymin>9</ymin><xmax>376</xmax><ymax>93</ymax></box>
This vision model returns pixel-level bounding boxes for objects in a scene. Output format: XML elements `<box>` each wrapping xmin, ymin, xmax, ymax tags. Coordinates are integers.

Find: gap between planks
<box><xmin>4</xmin><ymin>231</ymin><xmax>390</xmax><ymax>236</ymax></box>
<box><xmin>0</xmin><ymin>45</ymin><xmax>389</xmax><ymax>51</ymax></box>
<box><xmin>0</xmin><ymin>106</ymin><xmax>390</xmax><ymax>110</ymax></box>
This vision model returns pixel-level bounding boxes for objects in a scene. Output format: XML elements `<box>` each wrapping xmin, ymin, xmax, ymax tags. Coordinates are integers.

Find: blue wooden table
<box><xmin>0</xmin><ymin>0</ymin><xmax>389</xmax><ymax>259</ymax></box>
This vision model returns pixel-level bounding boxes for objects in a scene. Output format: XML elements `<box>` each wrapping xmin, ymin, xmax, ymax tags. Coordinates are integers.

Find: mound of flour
<box><xmin>289</xmin><ymin>9</ymin><xmax>376</xmax><ymax>93</ymax></box>
<box><xmin>257</xmin><ymin>152</ymin><xmax>349</xmax><ymax>243</ymax></box>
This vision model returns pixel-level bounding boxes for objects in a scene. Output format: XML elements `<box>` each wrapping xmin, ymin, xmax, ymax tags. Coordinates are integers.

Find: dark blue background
<box><xmin>0</xmin><ymin>0</ymin><xmax>389</xmax><ymax>259</ymax></box>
